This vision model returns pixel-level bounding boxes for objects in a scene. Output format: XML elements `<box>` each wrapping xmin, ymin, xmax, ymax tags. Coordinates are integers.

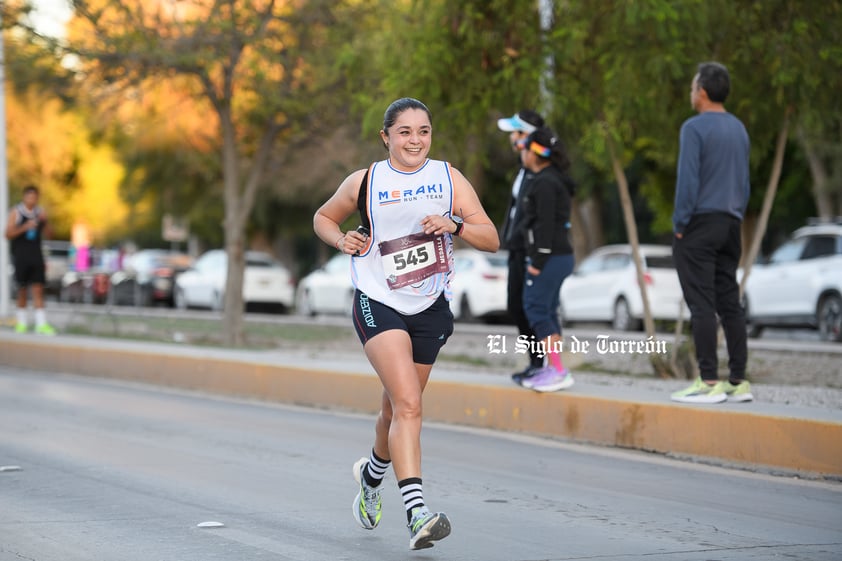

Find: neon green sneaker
<box><xmin>34</xmin><ymin>323</ymin><xmax>56</xmax><ymax>336</ymax></box>
<box><xmin>723</xmin><ymin>380</ymin><xmax>754</xmax><ymax>403</ymax></box>
<box><xmin>670</xmin><ymin>377</ymin><xmax>727</xmax><ymax>404</ymax></box>
<box><xmin>352</xmin><ymin>457</ymin><xmax>382</xmax><ymax>530</ymax></box>
<box><xmin>14</xmin><ymin>322</ymin><xmax>27</xmax><ymax>334</ymax></box>
<box><xmin>407</xmin><ymin>507</ymin><xmax>451</xmax><ymax>550</ymax></box>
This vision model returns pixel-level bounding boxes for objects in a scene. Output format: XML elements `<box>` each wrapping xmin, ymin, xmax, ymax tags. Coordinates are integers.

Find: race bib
<box><xmin>379</xmin><ymin>232</ymin><xmax>449</xmax><ymax>290</ymax></box>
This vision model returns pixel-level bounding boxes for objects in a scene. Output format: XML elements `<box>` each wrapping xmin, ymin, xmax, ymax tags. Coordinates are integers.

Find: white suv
<box><xmin>743</xmin><ymin>220</ymin><xmax>842</xmax><ymax>342</ymax></box>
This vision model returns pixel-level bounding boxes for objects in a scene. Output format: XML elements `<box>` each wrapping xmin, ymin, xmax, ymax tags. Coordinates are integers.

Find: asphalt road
<box><xmin>1</xmin><ymin>366</ymin><xmax>841</xmax><ymax>561</ymax></box>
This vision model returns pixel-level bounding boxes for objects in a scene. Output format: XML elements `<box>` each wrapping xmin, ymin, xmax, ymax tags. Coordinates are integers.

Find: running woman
<box><xmin>313</xmin><ymin>98</ymin><xmax>499</xmax><ymax>550</ymax></box>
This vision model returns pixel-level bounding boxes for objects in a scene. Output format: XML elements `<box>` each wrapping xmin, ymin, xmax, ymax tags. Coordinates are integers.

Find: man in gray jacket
<box><xmin>671</xmin><ymin>62</ymin><xmax>752</xmax><ymax>404</ymax></box>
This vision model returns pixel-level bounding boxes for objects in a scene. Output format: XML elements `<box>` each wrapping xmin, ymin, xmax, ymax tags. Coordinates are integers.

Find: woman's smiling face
<box><xmin>380</xmin><ymin>108</ymin><xmax>432</xmax><ymax>172</ymax></box>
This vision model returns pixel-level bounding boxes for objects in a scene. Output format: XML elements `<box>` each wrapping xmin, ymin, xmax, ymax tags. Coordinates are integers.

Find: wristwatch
<box><xmin>451</xmin><ymin>216</ymin><xmax>464</xmax><ymax>236</ymax></box>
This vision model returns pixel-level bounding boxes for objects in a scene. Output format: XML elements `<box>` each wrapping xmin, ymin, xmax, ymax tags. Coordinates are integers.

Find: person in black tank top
<box><xmin>4</xmin><ymin>185</ymin><xmax>55</xmax><ymax>335</ymax></box>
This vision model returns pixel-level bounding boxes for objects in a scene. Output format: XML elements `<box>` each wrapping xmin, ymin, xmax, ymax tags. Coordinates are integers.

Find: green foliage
<box><xmin>8</xmin><ymin>0</ymin><xmax>842</xmax><ymax>255</ymax></box>
<box><xmin>340</xmin><ymin>0</ymin><xmax>546</xmax><ymax>166</ymax></box>
<box><xmin>3</xmin><ymin>28</ymin><xmax>76</xmax><ymax>103</ymax></box>
<box><xmin>546</xmin><ymin>0</ymin><xmax>841</xmax><ymax>238</ymax></box>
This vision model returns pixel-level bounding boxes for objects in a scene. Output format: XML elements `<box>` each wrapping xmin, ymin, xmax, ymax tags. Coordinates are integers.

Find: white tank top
<box><xmin>351</xmin><ymin>158</ymin><xmax>455</xmax><ymax>314</ymax></box>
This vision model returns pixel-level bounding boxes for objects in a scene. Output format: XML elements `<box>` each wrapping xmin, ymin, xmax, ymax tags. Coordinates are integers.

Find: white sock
<box><xmin>35</xmin><ymin>308</ymin><xmax>47</xmax><ymax>327</ymax></box>
<box><xmin>16</xmin><ymin>308</ymin><xmax>28</xmax><ymax>326</ymax></box>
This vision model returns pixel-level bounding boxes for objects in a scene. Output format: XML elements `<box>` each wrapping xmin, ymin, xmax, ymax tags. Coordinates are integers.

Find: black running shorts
<box><xmin>13</xmin><ymin>257</ymin><xmax>46</xmax><ymax>286</ymax></box>
<box><xmin>352</xmin><ymin>290</ymin><xmax>454</xmax><ymax>365</ymax></box>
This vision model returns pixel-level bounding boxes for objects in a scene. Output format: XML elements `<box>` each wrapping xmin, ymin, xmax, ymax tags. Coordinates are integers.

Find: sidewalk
<box><xmin>1</xmin><ymin>331</ymin><xmax>840</xmax><ymax>479</ymax></box>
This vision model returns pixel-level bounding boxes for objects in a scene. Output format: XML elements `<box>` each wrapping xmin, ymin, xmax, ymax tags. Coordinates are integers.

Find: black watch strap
<box><xmin>452</xmin><ymin>218</ymin><xmax>464</xmax><ymax>236</ymax></box>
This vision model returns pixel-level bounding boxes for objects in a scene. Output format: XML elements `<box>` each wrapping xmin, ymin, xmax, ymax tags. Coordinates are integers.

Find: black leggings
<box><xmin>507</xmin><ymin>251</ymin><xmax>543</xmax><ymax>368</ymax></box>
<box><xmin>673</xmin><ymin>213</ymin><xmax>747</xmax><ymax>381</ymax></box>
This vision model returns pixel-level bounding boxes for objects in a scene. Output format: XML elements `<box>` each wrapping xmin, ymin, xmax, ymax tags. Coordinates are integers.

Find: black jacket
<box><xmin>500</xmin><ymin>167</ymin><xmax>536</xmax><ymax>251</ymax></box>
<box><xmin>519</xmin><ymin>166</ymin><xmax>575</xmax><ymax>269</ymax></box>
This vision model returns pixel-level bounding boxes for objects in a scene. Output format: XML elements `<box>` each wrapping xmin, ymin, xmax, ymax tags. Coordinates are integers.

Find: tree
<box><xmin>87</xmin><ymin>76</ymin><xmax>226</xmax><ymax>247</ymax></box>
<box><xmin>728</xmin><ymin>0</ymin><xmax>842</xmax><ymax>289</ymax></box>
<box><xmin>63</xmin><ymin>0</ymin><xmax>359</xmax><ymax>345</ymax></box>
<box><xmin>3</xmin><ymin>18</ymin><xmax>130</xmax><ymax>242</ymax></box>
<box><xmin>547</xmin><ymin>0</ymin><xmax>711</xmax><ymax>376</ymax></box>
<box><xmin>341</xmin><ymin>0</ymin><xmax>546</xmax><ymax>190</ymax></box>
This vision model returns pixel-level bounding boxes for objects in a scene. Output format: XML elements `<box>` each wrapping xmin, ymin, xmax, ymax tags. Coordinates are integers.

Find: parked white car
<box><xmin>450</xmin><ymin>249</ymin><xmax>509</xmax><ymax>322</ymax></box>
<box><xmin>560</xmin><ymin>244</ymin><xmax>685</xmax><ymax>331</ymax></box>
<box><xmin>296</xmin><ymin>249</ymin><xmax>509</xmax><ymax>322</ymax></box>
<box><xmin>296</xmin><ymin>252</ymin><xmax>355</xmax><ymax>316</ymax></box>
<box><xmin>743</xmin><ymin>221</ymin><xmax>842</xmax><ymax>342</ymax></box>
<box><xmin>174</xmin><ymin>249</ymin><xmax>295</xmax><ymax>312</ymax></box>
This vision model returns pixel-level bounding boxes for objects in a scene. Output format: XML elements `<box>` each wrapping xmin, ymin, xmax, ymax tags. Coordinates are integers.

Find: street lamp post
<box><xmin>0</xmin><ymin>11</ymin><xmax>11</xmax><ymax>319</ymax></box>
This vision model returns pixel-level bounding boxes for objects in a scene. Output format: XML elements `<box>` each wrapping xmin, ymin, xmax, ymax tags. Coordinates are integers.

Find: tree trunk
<box><xmin>739</xmin><ymin>108</ymin><xmax>792</xmax><ymax>297</ymax></box>
<box><xmin>605</xmin><ymin>134</ymin><xmax>655</xmax><ymax>335</ymax></box>
<box><xmin>220</xmin><ymin>107</ymin><xmax>247</xmax><ymax>347</ymax></box>
<box><xmin>604</xmin><ymin>129</ymin><xmax>670</xmax><ymax>377</ymax></box>
<box><xmin>739</xmin><ymin>214</ymin><xmax>757</xmax><ymax>269</ymax></box>
<box><xmin>797</xmin><ymin>124</ymin><xmax>834</xmax><ymax>220</ymax></box>
<box><xmin>569</xmin><ymin>198</ymin><xmax>589</xmax><ymax>261</ymax></box>
<box><xmin>574</xmin><ymin>193</ymin><xmax>605</xmax><ymax>256</ymax></box>
<box><xmin>587</xmin><ymin>186</ymin><xmax>606</xmax><ymax>251</ymax></box>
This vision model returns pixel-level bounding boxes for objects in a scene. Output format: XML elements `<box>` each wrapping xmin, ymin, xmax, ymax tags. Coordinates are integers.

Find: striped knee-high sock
<box><xmin>364</xmin><ymin>449</ymin><xmax>390</xmax><ymax>487</ymax></box>
<box><xmin>398</xmin><ymin>477</ymin><xmax>425</xmax><ymax>523</ymax></box>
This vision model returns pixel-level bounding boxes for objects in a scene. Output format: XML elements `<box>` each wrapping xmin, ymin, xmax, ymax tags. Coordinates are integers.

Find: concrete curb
<box><xmin>1</xmin><ymin>336</ymin><xmax>840</xmax><ymax>478</ymax></box>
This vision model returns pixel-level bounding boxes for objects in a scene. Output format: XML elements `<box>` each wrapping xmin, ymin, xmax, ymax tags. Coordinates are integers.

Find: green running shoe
<box><xmin>352</xmin><ymin>457</ymin><xmax>382</xmax><ymax>530</ymax></box>
<box><xmin>35</xmin><ymin>323</ymin><xmax>56</xmax><ymax>336</ymax></box>
<box><xmin>14</xmin><ymin>323</ymin><xmax>27</xmax><ymax>334</ymax></box>
<box><xmin>670</xmin><ymin>377</ymin><xmax>727</xmax><ymax>404</ymax></box>
<box><xmin>723</xmin><ymin>380</ymin><xmax>754</xmax><ymax>402</ymax></box>
<box><xmin>407</xmin><ymin>507</ymin><xmax>451</xmax><ymax>550</ymax></box>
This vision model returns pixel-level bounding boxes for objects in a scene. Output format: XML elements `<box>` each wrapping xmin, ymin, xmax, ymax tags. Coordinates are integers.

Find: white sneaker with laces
<box><xmin>351</xmin><ymin>457</ymin><xmax>382</xmax><ymax>529</ymax></box>
<box><xmin>407</xmin><ymin>506</ymin><xmax>451</xmax><ymax>550</ymax></box>
<box><xmin>522</xmin><ymin>366</ymin><xmax>574</xmax><ymax>392</ymax></box>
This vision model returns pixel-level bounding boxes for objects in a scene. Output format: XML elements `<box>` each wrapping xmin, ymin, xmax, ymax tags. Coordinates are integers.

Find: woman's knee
<box><xmin>391</xmin><ymin>394</ymin><xmax>423</xmax><ymax>421</ymax></box>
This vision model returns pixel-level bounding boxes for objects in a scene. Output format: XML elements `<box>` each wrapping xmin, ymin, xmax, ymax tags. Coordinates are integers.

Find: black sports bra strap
<box><xmin>357</xmin><ymin>167</ymin><xmax>371</xmax><ymax>231</ymax></box>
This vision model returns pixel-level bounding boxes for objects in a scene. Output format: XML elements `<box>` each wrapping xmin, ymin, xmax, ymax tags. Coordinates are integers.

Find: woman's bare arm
<box><xmin>313</xmin><ymin>169</ymin><xmax>369</xmax><ymax>254</ymax></box>
<box><xmin>449</xmin><ymin>168</ymin><xmax>500</xmax><ymax>252</ymax></box>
